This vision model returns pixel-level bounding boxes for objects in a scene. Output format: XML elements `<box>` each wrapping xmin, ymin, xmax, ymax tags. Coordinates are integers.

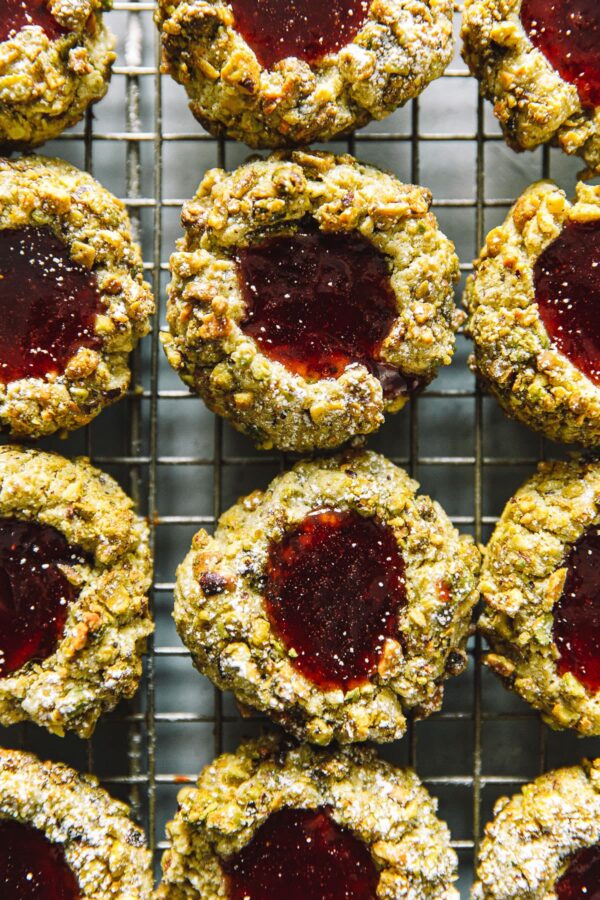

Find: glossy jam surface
<box><xmin>556</xmin><ymin>843</ymin><xmax>600</xmax><ymax>899</ymax></box>
<box><xmin>553</xmin><ymin>524</ymin><xmax>600</xmax><ymax>692</ymax></box>
<box><xmin>0</xmin><ymin>518</ymin><xmax>85</xmax><ymax>678</ymax></box>
<box><xmin>223</xmin><ymin>807</ymin><xmax>379</xmax><ymax>900</ymax></box>
<box><xmin>520</xmin><ymin>0</ymin><xmax>600</xmax><ymax>108</ymax></box>
<box><xmin>0</xmin><ymin>0</ymin><xmax>67</xmax><ymax>43</ymax></box>
<box><xmin>533</xmin><ymin>219</ymin><xmax>600</xmax><ymax>387</ymax></box>
<box><xmin>236</xmin><ymin>221</ymin><xmax>421</xmax><ymax>399</ymax></box>
<box><xmin>264</xmin><ymin>509</ymin><xmax>406</xmax><ymax>691</ymax></box>
<box><xmin>0</xmin><ymin>227</ymin><xmax>102</xmax><ymax>385</ymax></box>
<box><xmin>0</xmin><ymin>820</ymin><xmax>80</xmax><ymax>899</ymax></box>
<box><xmin>229</xmin><ymin>0</ymin><xmax>370</xmax><ymax>69</ymax></box>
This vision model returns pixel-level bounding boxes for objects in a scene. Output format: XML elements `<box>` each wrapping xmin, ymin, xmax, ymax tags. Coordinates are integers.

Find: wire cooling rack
<box><xmin>2</xmin><ymin>3</ymin><xmax>600</xmax><ymax>895</ymax></box>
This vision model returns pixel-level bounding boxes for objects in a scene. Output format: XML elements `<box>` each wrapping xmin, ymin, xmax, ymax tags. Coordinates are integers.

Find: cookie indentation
<box><xmin>265</xmin><ymin>509</ymin><xmax>406</xmax><ymax>691</ymax></box>
<box><xmin>0</xmin><ymin>228</ymin><xmax>101</xmax><ymax>385</ymax></box>
<box><xmin>0</xmin><ymin>819</ymin><xmax>80</xmax><ymax>899</ymax></box>
<box><xmin>223</xmin><ymin>806</ymin><xmax>378</xmax><ymax>900</ymax></box>
<box><xmin>521</xmin><ymin>0</ymin><xmax>600</xmax><ymax>108</ymax></box>
<box><xmin>236</xmin><ymin>221</ymin><xmax>420</xmax><ymax>398</ymax></box>
<box><xmin>554</xmin><ymin>524</ymin><xmax>600</xmax><ymax>692</ymax></box>
<box><xmin>230</xmin><ymin>0</ymin><xmax>370</xmax><ymax>69</ymax></box>
<box><xmin>534</xmin><ymin>219</ymin><xmax>600</xmax><ymax>387</ymax></box>
<box><xmin>556</xmin><ymin>844</ymin><xmax>600</xmax><ymax>899</ymax></box>
<box><xmin>0</xmin><ymin>0</ymin><xmax>67</xmax><ymax>43</ymax></box>
<box><xmin>0</xmin><ymin>517</ymin><xmax>85</xmax><ymax>678</ymax></box>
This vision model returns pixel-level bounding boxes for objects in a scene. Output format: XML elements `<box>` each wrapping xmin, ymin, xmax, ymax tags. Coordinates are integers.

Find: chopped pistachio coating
<box><xmin>0</xmin><ymin>155</ymin><xmax>155</xmax><ymax>438</ymax></box>
<box><xmin>0</xmin><ymin>748</ymin><xmax>152</xmax><ymax>898</ymax></box>
<box><xmin>174</xmin><ymin>450</ymin><xmax>480</xmax><ymax>745</ymax></box>
<box><xmin>157</xmin><ymin>733</ymin><xmax>459</xmax><ymax>899</ymax></box>
<box><xmin>0</xmin><ymin>445</ymin><xmax>153</xmax><ymax>738</ymax></box>
<box><xmin>461</xmin><ymin>0</ymin><xmax>600</xmax><ymax>175</ymax></box>
<box><xmin>473</xmin><ymin>758</ymin><xmax>600</xmax><ymax>899</ymax></box>
<box><xmin>464</xmin><ymin>180</ymin><xmax>600</xmax><ymax>446</ymax></box>
<box><xmin>480</xmin><ymin>457</ymin><xmax>600</xmax><ymax>734</ymax></box>
<box><xmin>0</xmin><ymin>0</ymin><xmax>116</xmax><ymax>149</ymax></box>
<box><xmin>162</xmin><ymin>150</ymin><xmax>462</xmax><ymax>452</ymax></box>
<box><xmin>155</xmin><ymin>0</ymin><xmax>453</xmax><ymax>148</ymax></box>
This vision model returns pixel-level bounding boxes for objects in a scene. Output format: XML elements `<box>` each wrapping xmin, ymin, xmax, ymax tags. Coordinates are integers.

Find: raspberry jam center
<box><xmin>553</xmin><ymin>524</ymin><xmax>600</xmax><ymax>692</ymax></box>
<box><xmin>0</xmin><ymin>227</ymin><xmax>102</xmax><ymax>385</ymax></box>
<box><xmin>533</xmin><ymin>219</ymin><xmax>600</xmax><ymax>386</ymax></box>
<box><xmin>264</xmin><ymin>509</ymin><xmax>406</xmax><ymax>692</ymax></box>
<box><xmin>0</xmin><ymin>0</ymin><xmax>67</xmax><ymax>43</ymax></box>
<box><xmin>236</xmin><ymin>221</ymin><xmax>422</xmax><ymax>400</ymax></box>
<box><xmin>556</xmin><ymin>843</ymin><xmax>600</xmax><ymax>899</ymax></box>
<box><xmin>0</xmin><ymin>819</ymin><xmax>80</xmax><ymax>899</ymax></box>
<box><xmin>223</xmin><ymin>807</ymin><xmax>379</xmax><ymax>900</ymax></box>
<box><xmin>229</xmin><ymin>0</ymin><xmax>371</xmax><ymax>69</ymax></box>
<box><xmin>520</xmin><ymin>0</ymin><xmax>600</xmax><ymax>108</ymax></box>
<box><xmin>0</xmin><ymin>518</ymin><xmax>85</xmax><ymax>678</ymax></box>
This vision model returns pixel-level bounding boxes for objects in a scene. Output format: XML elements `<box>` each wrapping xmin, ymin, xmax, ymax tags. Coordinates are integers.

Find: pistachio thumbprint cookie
<box><xmin>0</xmin><ymin>156</ymin><xmax>154</xmax><ymax>438</ymax></box>
<box><xmin>479</xmin><ymin>457</ymin><xmax>600</xmax><ymax>734</ymax></box>
<box><xmin>0</xmin><ymin>1</ymin><xmax>115</xmax><ymax>149</ymax></box>
<box><xmin>174</xmin><ymin>450</ymin><xmax>479</xmax><ymax>745</ymax></box>
<box><xmin>473</xmin><ymin>759</ymin><xmax>600</xmax><ymax>899</ymax></box>
<box><xmin>465</xmin><ymin>181</ymin><xmax>600</xmax><ymax>446</ymax></box>
<box><xmin>156</xmin><ymin>0</ymin><xmax>454</xmax><ymax>148</ymax></box>
<box><xmin>157</xmin><ymin>734</ymin><xmax>459</xmax><ymax>899</ymax></box>
<box><xmin>462</xmin><ymin>0</ymin><xmax>600</xmax><ymax>174</ymax></box>
<box><xmin>0</xmin><ymin>748</ymin><xmax>152</xmax><ymax>899</ymax></box>
<box><xmin>0</xmin><ymin>445</ymin><xmax>153</xmax><ymax>737</ymax></box>
<box><xmin>163</xmin><ymin>151</ymin><xmax>462</xmax><ymax>452</ymax></box>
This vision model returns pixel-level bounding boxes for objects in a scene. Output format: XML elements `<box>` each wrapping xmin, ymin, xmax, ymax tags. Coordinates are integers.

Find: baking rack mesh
<box><xmin>1</xmin><ymin>3</ymin><xmax>599</xmax><ymax>895</ymax></box>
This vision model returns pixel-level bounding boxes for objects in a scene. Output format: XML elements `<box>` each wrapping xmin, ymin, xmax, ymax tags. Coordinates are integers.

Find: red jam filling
<box><xmin>229</xmin><ymin>0</ymin><xmax>371</xmax><ymax>69</ymax></box>
<box><xmin>556</xmin><ymin>843</ymin><xmax>600</xmax><ymax>899</ymax></box>
<box><xmin>236</xmin><ymin>220</ymin><xmax>423</xmax><ymax>400</ymax></box>
<box><xmin>553</xmin><ymin>524</ymin><xmax>600</xmax><ymax>692</ymax></box>
<box><xmin>0</xmin><ymin>1</ymin><xmax>67</xmax><ymax>43</ymax></box>
<box><xmin>264</xmin><ymin>509</ymin><xmax>406</xmax><ymax>692</ymax></box>
<box><xmin>520</xmin><ymin>0</ymin><xmax>600</xmax><ymax>108</ymax></box>
<box><xmin>0</xmin><ymin>819</ymin><xmax>80</xmax><ymax>899</ymax></box>
<box><xmin>0</xmin><ymin>517</ymin><xmax>86</xmax><ymax>678</ymax></box>
<box><xmin>223</xmin><ymin>807</ymin><xmax>379</xmax><ymax>900</ymax></box>
<box><xmin>0</xmin><ymin>227</ymin><xmax>102</xmax><ymax>385</ymax></box>
<box><xmin>533</xmin><ymin>219</ymin><xmax>600</xmax><ymax>387</ymax></box>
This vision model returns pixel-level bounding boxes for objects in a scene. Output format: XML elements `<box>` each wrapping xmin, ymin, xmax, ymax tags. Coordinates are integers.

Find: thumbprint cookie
<box><xmin>465</xmin><ymin>180</ymin><xmax>600</xmax><ymax>446</ymax></box>
<box><xmin>163</xmin><ymin>150</ymin><xmax>462</xmax><ymax>452</ymax></box>
<box><xmin>173</xmin><ymin>450</ymin><xmax>479</xmax><ymax>746</ymax></box>
<box><xmin>473</xmin><ymin>759</ymin><xmax>600</xmax><ymax>899</ymax></box>
<box><xmin>157</xmin><ymin>734</ymin><xmax>459</xmax><ymax>899</ymax></box>
<box><xmin>0</xmin><ymin>0</ymin><xmax>116</xmax><ymax>148</ymax></box>
<box><xmin>462</xmin><ymin>0</ymin><xmax>600</xmax><ymax>175</ymax></box>
<box><xmin>0</xmin><ymin>155</ymin><xmax>154</xmax><ymax>438</ymax></box>
<box><xmin>156</xmin><ymin>0</ymin><xmax>454</xmax><ymax>148</ymax></box>
<box><xmin>0</xmin><ymin>445</ymin><xmax>153</xmax><ymax>738</ymax></box>
<box><xmin>480</xmin><ymin>457</ymin><xmax>600</xmax><ymax>735</ymax></box>
<box><xmin>0</xmin><ymin>747</ymin><xmax>152</xmax><ymax>899</ymax></box>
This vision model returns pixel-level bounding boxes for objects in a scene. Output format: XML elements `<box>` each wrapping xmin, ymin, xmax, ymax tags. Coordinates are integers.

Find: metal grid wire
<box><xmin>2</xmin><ymin>3</ymin><xmax>599</xmax><ymax>895</ymax></box>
